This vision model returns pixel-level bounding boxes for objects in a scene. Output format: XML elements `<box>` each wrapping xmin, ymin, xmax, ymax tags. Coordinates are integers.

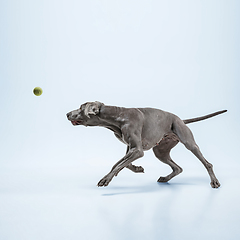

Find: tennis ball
<box><xmin>33</xmin><ymin>87</ymin><xmax>43</xmax><ymax>96</ymax></box>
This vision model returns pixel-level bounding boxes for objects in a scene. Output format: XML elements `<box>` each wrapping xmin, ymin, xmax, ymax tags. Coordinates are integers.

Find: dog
<box><xmin>66</xmin><ymin>101</ymin><xmax>227</xmax><ymax>188</ymax></box>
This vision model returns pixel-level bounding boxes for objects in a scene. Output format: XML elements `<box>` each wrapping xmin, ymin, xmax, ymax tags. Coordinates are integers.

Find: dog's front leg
<box><xmin>123</xmin><ymin>146</ymin><xmax>144</xmax><ymax>173</ymax></box>
<box><xmin>97</xmin><ymin>147</ymin><xmax>144</xmax><ymax>187</ymax></box>
<box><xmin>98</xmin><ymin>119</ymin><xmax>145</xmax><ymax>187</ymax></box>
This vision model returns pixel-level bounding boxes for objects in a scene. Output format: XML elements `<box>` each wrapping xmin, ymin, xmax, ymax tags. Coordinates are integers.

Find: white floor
<box><xmin>0</xmin><ymin>161</ymin><xmax>239</xmax><ymax>240</ymax></box>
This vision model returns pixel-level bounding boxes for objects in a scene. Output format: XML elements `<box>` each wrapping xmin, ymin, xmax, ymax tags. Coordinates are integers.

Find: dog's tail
<box><xmin>183</xmin><ymin>110</ymin><xmax>227</xmax><ymax>124</ymax></box>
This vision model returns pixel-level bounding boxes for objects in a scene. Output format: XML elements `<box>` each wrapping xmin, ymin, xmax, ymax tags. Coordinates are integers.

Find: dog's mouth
<box><xmin>71</xmin><ymin>120</ymin><xmax>82</xmax><ymax>126</ymax></box>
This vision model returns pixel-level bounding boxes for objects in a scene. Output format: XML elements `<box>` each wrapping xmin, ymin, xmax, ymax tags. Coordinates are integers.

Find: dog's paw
<box><xmin>97</xmin><ymin>177</ymin><xmax>109</xmax><ymax>187</ymax></box>
<box><xmin>134</xmin><ymin>166</ymin><xmax>144</xmax><ymax>173</ymax></box>
<box><xmin>210</xmin><ymin>179</ymin><xmax>221</xmax><ymax>188</ymax></box>
<box><xmin>157</xmin><ymin>176</ymin><xmax>169</xmax><ymax>183</ymax></box>
<box><xmin>97</xmin><ymin>175</ymin><xmax>113</xmax><ymax>187</ymax></box>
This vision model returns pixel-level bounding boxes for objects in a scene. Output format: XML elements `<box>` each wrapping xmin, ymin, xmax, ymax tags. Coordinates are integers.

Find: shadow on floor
<box><xmin>101</xmin><ymin>180</ymin><xmax>198</xmax><ymax>196</ymax></box>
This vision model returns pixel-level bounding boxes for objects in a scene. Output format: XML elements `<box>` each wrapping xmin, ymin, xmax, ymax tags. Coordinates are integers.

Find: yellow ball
<box><xmin>33</xmin><ymin>87</ymin><xmax>43</xmax><ymax>96</ymax></box>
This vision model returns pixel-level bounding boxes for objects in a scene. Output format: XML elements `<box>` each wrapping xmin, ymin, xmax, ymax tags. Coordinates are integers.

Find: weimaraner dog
<box><xmin>66</xmin><ymin>101</ymin><xmax>227</xmax><ymax>188</ymax></box>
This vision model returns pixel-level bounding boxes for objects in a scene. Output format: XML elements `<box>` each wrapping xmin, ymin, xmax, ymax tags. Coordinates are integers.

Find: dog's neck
<box><xmin>98</xmin><ymin>105</ymin><xmax>123</xmax><ymax>127</ymax></box>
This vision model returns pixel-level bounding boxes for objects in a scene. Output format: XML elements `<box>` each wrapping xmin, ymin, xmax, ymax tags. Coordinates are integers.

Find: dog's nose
<box><xmin>66</xmin><ymin>112</ymin><xmax>71</xmax><ymax>118</ymax></box>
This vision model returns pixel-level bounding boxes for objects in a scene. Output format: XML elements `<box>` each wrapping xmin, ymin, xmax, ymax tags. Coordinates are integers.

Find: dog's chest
<box><xmin>141</xmin><ymin>124</ymin><xmax>167</xmax><ymax>150</ymax></box>
<box><xmin>142</xmin><ymin>137</ymin><xmax>162</xmax><ymax>150</ymax></box>
<box><xmin>142</xmin><ymin>139</ymin><xmax>152</xmax><ymax>150</ymax></box>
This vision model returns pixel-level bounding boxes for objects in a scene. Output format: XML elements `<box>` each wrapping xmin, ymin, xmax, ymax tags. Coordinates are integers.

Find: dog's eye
<box><xmin>80</xmin><ymin>106</ymin><xmax>85</xmax><ymax>111</ymax></box>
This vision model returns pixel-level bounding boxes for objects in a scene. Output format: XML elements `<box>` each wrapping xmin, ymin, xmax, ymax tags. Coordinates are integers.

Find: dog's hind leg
<box><xmin>153</xmin><ymin>133</ymin><xmax>182</xmax><ymax>182</ymax></box>
<box><xmin>172</xmin><ymin>118</ymin><xmax>220</xmax><ymax>188</ymax></box>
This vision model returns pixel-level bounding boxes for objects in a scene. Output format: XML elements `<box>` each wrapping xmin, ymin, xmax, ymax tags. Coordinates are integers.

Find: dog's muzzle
<box><xmin>71</xmin><ymin>120</ymin><xmax>82</xmax><ymax>126</ymax></box>
<box><xmin>66</xmin><ymin>112</ymin><xmax>82</xmax><ymax>126</ymax></box>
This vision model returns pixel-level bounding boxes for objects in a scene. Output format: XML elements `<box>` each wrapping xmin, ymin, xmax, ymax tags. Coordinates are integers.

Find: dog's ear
<box><xmin>84</xmin><ymin>101</ymin><xmax>103</xmax><ymax>118</ymax></box>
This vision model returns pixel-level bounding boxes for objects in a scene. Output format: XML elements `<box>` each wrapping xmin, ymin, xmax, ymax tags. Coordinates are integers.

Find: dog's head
<box><xmin>66</xmin><ymin>101</ymin><xmax>104</xmax><ymax>126</ymax></box>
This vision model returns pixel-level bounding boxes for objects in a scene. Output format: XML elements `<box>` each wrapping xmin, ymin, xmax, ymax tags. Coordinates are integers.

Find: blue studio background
<box><xmin>0</xmin><ymin>1</ymin><xmax>239</xmax><ymax>239</ymax></box>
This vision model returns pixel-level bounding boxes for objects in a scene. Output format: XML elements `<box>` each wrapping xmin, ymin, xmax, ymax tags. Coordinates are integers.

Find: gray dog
<box><xmin>67</xmin><ymin>101</ymin><xmax>227</xmax><ymax>188</ymax></box>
